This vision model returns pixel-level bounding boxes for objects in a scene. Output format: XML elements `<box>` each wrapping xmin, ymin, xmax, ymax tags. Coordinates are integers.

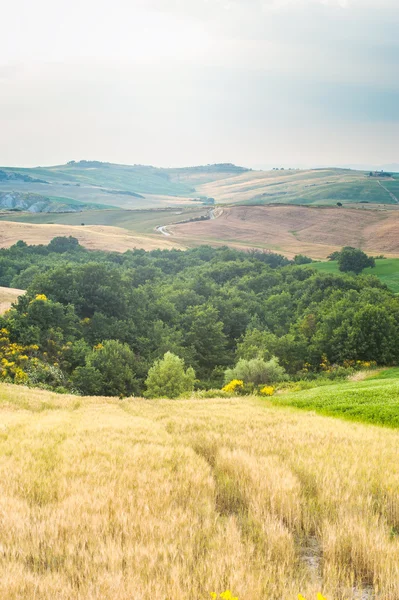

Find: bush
<box><xmin>294</xmin><ymin>254</ymin><xmax>313</xmax><ymax>265</ymax></box>
<box><xmin>224</xmin><ymin>356</ymin><xmax>288</xmax><ymax>386</ymax></box>
<box><xmin>145</xmin><ymin>352</ymin><xmax>196</xmax><ymax>399</ymax></box>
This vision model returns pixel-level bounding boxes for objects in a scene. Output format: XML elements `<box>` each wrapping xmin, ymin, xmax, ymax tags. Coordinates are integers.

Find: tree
<box><xmin>183</xmin><ymin>306</ymin><xmax>228</xmax><ymax>377</ymax></box>
<box><xmin>294</xmin><ymin>254</ymin><xmax>313</xmax><ymax>265</ymax></box>
<box><xmin>47</xmin><ymin>236</ymin><xmax>80</xmax><ymax>253</ymax></box>
<box><xmin>145</xmin><ymin>352</ymin><xmax>195</xmax><ymax>398</ymax></box>
<box><xmin>73</xmin><ymin>340</ymin><xmax>137</xmax><ymax>397</ymax></box>
<box><xmin>224</xmin><ymin>356</ymin><xmax>288</xmax><ymax>386</ymax></box>
<box><xmin>337</xmin><ymin>247</ymin><xmax>375</xmax><ymax>275</ymax></box>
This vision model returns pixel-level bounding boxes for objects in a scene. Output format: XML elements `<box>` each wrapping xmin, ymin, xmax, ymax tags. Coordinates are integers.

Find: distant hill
<box><xmin>1</xmin><ymin>161</ymin><xmax>250</xmax><ymax>197</ymax></box>
<box><xmin>0</xmin><ymin>191</ymin><xmax>110</xmax><ymax>214</ymax></box>
<box><xmin>0</xmin><ymin>162</ymin><xmax>397</xmax><ymax>211</ymax></box>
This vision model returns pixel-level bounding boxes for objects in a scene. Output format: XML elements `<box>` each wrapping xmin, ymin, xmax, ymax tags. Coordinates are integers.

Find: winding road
<box><xmin>156</xmin><ymin>208</ymin><xmax>222</xmax><ymax>237</ymax></box>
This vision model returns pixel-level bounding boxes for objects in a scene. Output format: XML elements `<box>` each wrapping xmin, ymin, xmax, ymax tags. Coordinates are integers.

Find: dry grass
<box><xmin>0</xmin><ymin>286</ymin><xmax>25</xmax><ymax>314</ymax></box>
<box><xmin>172</xmin><ymin>205</ymin><xmax>399</xmax><ymax>259</ymax></box>
<box><xmin>0</xmin><ymin>221</ymin><xmax>186</xmax><ymax>252</ymax></box>
<box><xmin>0</xmin><ymin>384</ymin><xmax>399</xmax><ymax>598</ymax></box>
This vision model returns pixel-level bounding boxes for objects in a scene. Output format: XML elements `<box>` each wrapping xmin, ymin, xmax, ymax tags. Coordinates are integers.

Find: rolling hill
<box><xmin>169</xmin><ymin>204</ymin><xmax>399</xmax><ymax>259</ymax></box>
<box><xmin>1</xmin><ymin>162</ymin><xmax>397</xmax><ymax>214</ymax></box>
<box><xmin>196</xmin><ymin>168</ymin><xmax>399</xmax><ymax>205</ymax></box>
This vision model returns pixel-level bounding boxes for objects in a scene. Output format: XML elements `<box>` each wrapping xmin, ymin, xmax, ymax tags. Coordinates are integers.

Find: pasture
<box><xmin>310</xmin><ymin>259</ymin><xmax>399</xmax><ymax>293</ymax></box>
<box><xmin>1</xmin><ymin>383</ymin><xmax>399</xmax><ymax>598</ymax></box>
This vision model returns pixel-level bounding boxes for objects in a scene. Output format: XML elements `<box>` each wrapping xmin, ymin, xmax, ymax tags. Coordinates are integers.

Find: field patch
<box><xmin>310</xmin><ymin>259</ymin><xmax>399</xmax><ymax>293</ymax></box>
<box><xmin>171</xmin><ymin>205</ymin><xmax>399</xmax><ymax>259</ymax></box>
<box><xmin>0</xmin><ymin>221</ymin><xmax>186</xmax><ymax>252</ymax></box>
<box><xmin>0</xmin><ymin>286</ymin><xmax>25</xmax><ymax>314</ymax></box>
<box><xmin>272</xmin><ymin>377</ymin><xmax>399</xmax><ymax>427</ymax></box>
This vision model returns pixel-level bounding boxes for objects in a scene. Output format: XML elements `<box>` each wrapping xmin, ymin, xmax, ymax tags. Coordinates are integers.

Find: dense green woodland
<box><xmin>0</xmin><ymin>236</ymin><xmax>398</xmax><ymax>396</ymax></box>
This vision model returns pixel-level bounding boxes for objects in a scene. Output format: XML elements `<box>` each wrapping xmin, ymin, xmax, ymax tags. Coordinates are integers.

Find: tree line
<box><xmin>0</xmin><ymin>236</ymin><xmax>397</xmax><ymax>397</ymax></box>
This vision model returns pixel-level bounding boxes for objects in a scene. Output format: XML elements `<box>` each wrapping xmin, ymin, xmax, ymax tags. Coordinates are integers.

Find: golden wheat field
<box><xmin>0</xmin><ymin>221</ymin><xmax>185</xmax><ymax>252</ymax></box>
<box><xmin>1</xmin><ymin>383</ymin><xmax>399</xmax><ymax>599</ymax></box>
<box><xmin>0</xmin><ymin>286</ymin><xmax>25</xmax><ymax>315</ymax></box>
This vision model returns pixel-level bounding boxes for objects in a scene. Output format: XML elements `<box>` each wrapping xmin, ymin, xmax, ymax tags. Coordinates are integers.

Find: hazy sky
<box><xmin>1</xmin><ymin>0</ymin><xmax>398</xmax><ymax>168</ymax></box>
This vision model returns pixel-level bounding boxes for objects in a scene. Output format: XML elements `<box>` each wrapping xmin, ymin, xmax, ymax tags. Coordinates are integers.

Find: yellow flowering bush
<box><xmin>221</xmin><ymin>379</ymin><xmax>244</xmax><ymax>394</ymax></box>
<box><xmin>260</xmin><ymin>385</ymin><xmax>275</xmax><ymax>396</ymax></box>
<box><xmin>0</xmin><ymin>328</ymin><xmax>39</xmax><ymax>384</ymax></box>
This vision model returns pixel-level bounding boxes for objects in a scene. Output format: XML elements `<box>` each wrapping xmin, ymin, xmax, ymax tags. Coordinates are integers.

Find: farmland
<box><xmin>0</xmin><ymin>382</ymin><xmax>399</xmax><ymax>599</ymax></box>
<box><xmin>0</xmin><ymin>221</ymin><xmax>185</xmax><ymax>252</ymax></box>
<box><xmin>0</xmin><ymin>207</ymin><xmax>209</xmax><ymax>235</ymax></box>
<box><xmin>170</xmin><ymin>205</ymin><xmax>399</xmax><ymax>259</ymax></box>
<box><xmin>272</xmin><ymin>373</ymin><xmax>399</xmax><ymax>427</ymax></box>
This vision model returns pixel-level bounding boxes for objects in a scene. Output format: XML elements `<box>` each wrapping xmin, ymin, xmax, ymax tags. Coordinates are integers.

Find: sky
<box><xmin>1</xmin><ymin>0</ymin><xmax>398</xmax><ymax>169</ymax></box>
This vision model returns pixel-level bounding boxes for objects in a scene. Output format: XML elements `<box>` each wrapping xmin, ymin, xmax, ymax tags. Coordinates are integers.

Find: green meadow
<box><xmin>271</xmin><ymin>372</ymin><xmax>399</xmax><ymax>428</ymax></box>
<box><xmin>310</xmin><ymin>259</ymin><xmax>399</xmax><ymax>293</ymax></box>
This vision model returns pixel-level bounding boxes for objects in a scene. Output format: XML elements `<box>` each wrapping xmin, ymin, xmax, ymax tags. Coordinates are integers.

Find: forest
<box><xmin>0</xmin><ymin>236</ymin><xmax>398</xmax><ymax>396</ymax></box>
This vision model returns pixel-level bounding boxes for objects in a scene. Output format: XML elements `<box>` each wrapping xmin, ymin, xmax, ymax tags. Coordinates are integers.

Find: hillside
<box><xmin>170</xmin><ymin>204</ymin><xmax>399</xmax><ymax>259</ymax></box>
<box><xmin>1</xmin><ymin>163</ymin><xmax>397</xmax><ymax>214</ymax></box>
<box><xmin>0</xmin><ymin>382</ymin><xmax>399</xmax><ymax>599</ymax></box>
<box><xmin>0</xmin><ymin>191</ymin><xmax>107</xmax><ymax>214</ymax></box>
<box><xmin>196</xmin><ymin>168</ymin><xmax>399</xmax><ymax>205</ymax></box>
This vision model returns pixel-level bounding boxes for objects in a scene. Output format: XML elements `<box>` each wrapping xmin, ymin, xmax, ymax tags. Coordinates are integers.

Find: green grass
<box><xmin>271</xmin><ymin>377</ymin><xmax>399</xmax><ymax>428</ymax></box>
<box><xmin>309</xmin><ymin>259</ymin><xmax>399</xmax><ymax>293</ymax></box>
<box><xmin>368</xmin><ymin>367</ymin><xmax>399</xmax><ymax>380</ymax></box>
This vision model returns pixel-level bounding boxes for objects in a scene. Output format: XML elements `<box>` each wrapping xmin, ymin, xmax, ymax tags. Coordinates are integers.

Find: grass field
<box><xmin>272</xmin><ymin>375</ymin><xmax>399</xmax><ymax>428</ymax></box>
<box><xmin>310</xmin><ymin>259</ymin><xmax>399</xmax><ymax>293</ymax></box>
<box><xmin>0</xmin><ymin>286</ymin><xmax>25</xmax><ymax>314</ymax></box>
<box><xmin>1</xmin><ymin>383</ymin><xmax>399</xmax><ymax>598</ymax></box>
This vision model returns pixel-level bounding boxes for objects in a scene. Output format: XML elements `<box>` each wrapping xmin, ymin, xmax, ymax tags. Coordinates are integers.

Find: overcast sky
<box><xmin>1</xmin><ymin>0</ymin><xmax>398</xmax><ymax>168</ymax></box>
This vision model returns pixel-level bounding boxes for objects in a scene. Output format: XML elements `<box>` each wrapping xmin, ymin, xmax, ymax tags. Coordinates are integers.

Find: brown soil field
<box><xmin>170</xmin><ymin>205</ymin><xmax>399</xmax><ymax>259</ymax></box>
<box><xmin>0</xmin><ymin>222</ymin><xmax>186</xmax><ymax>253</ymax></box>
<box><xmin>0</xmin><ymin>286</ymin><xmax>25</xmax><ymax>314</ymax></box>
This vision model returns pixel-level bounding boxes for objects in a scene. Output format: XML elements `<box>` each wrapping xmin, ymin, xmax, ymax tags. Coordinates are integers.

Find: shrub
<box><xmin>224</xmin><ymin>356</ymin><xmax>288</xmax><ymax>386</ymax></box>
<box><xmin>222</xmin><ymin>379</ymin><xmax>244</xmax><ymax>394</ymax></box>
<box><xmin>259</xmin><ymin>385</ymin><xmax>275</xmax><ymax>396</ymax></box>
<box><xmin>145</xmin><ymin>352</ymin><xmax>195</xmax><ymax>399</ymax></box>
